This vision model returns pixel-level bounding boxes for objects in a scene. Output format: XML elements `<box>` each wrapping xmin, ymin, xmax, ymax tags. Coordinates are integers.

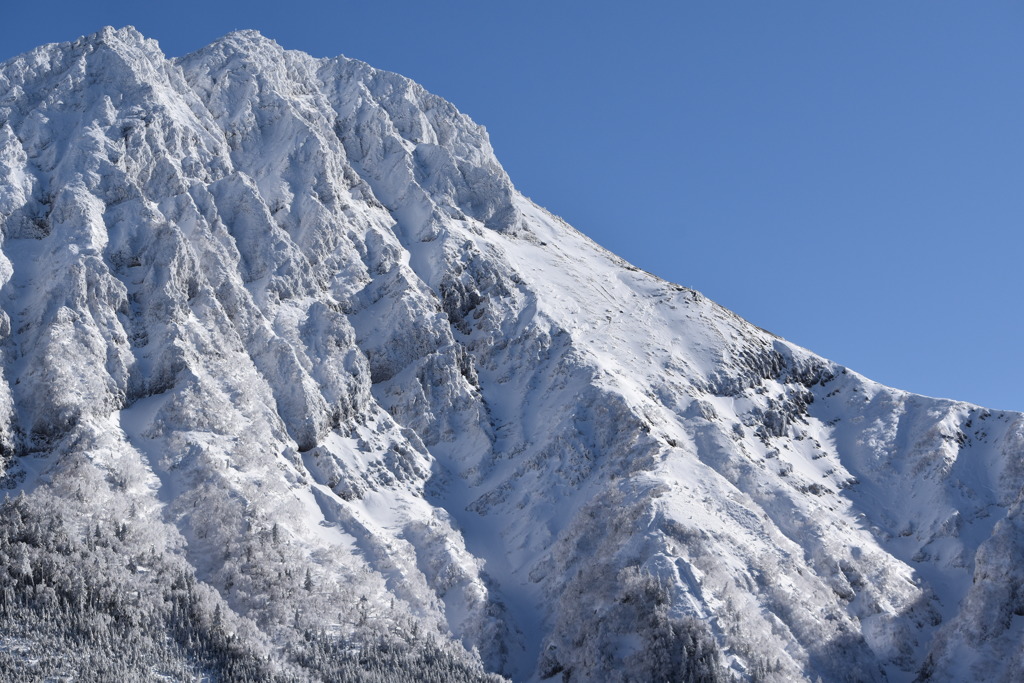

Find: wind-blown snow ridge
<box><xmin>0</xmin><ymin>26</ymin><xmax>1021</xmax><ymax>682</ymax></box>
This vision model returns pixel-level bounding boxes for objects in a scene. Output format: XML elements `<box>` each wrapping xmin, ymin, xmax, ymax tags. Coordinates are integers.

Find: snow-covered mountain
<box><xmin>0</xmin><ymin>27</ymin><xmax>1021</xmax><ymax>682</ymax></box>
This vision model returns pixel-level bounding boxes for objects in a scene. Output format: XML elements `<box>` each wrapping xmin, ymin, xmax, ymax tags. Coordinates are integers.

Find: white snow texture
<box><xmin>0</xmin><ymin>27</ymin><xmax>1021</xmax><ymax>682</ymax></box>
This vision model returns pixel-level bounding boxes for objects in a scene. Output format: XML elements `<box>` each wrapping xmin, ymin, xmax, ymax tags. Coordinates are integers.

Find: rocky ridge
<box><xmin>0</xmin><ymin>27</ymin><xmax>1021</xmax><ymax>682</ymax></box>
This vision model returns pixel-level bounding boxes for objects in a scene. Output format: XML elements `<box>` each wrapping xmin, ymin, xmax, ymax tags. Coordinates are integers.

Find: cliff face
<box><xmin>0</xmin><ymin>27</ymin><xmax>1020</xmax><ymax>682</ymax></box>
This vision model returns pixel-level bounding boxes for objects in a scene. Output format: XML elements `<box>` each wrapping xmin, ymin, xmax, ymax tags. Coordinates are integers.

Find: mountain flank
<box><xmin>0</xmin><ymin>27</ymin><xmax>1021</xmax><ymax>682</ymax></box>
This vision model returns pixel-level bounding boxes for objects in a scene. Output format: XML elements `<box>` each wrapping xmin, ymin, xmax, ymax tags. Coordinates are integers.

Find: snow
<box><xmin>0</xmin><ymin>25</ymin><xmax>1021</xmax><ymax>682</ymax></box>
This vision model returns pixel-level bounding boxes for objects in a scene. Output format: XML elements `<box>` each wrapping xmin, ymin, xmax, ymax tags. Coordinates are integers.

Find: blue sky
<box><xmin>2</xmin><ymin>2</ymin><xmax>1021</xmax><ymax>411</ymax></box>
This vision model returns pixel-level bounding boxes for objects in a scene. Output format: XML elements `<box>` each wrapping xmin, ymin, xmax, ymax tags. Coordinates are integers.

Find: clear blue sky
<box><xmin>3</xmin><ymin>2</ymin><xmax>1022</xmax><ymax>411</ymax></box>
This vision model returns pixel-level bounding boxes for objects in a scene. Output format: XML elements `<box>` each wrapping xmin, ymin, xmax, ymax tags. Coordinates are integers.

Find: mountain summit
<box><xmin>0</xmin><ymin>27</ymin><xmax>1020</xmax><ymax>682</ymax></box>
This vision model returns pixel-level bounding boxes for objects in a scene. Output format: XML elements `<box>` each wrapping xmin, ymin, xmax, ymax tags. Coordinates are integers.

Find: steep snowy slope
<box><xmin>0</xmin><ymin>27</ymin><xmax>1021</xmax><ymax>682</ymax></box>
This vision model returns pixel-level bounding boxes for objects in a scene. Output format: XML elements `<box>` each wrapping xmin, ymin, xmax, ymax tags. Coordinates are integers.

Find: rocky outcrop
<box><xmin>0</xmin><ymin>27</ymin><xmax>1020</xmax><ymax>682</ymax></box>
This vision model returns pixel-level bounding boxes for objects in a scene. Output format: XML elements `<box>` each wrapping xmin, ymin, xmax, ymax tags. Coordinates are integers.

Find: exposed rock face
<box><xmin>0</xmin><ymin>27</ymin><xmax>1020</xmax><ymax>682</ymax></box>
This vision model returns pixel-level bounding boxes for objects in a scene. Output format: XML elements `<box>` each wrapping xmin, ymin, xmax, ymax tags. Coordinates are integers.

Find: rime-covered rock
<box><xmin>0</xmin><ymin>26</ymin><xmax>1020</xmax><ymax>682</ymax></box>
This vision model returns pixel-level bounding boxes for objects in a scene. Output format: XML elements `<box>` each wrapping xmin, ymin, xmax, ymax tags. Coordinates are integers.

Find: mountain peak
<box><xmin>200</xmin><ymin>28</ymin><xmax>286</xmax><ymax>58</ymax></box>
<box><xmin>70</xmin><ymin>25</ymin><xmax>162</xmax><ymax>60</ymax></box>
<box><xmin>0</xmin><ymin>27</ymin><xmax>1022</xmax><ymax>683</ymax></box>
<box><xmin>91</xmin><ymin>24</ymin><xmax>146</xmax><ymax>43</ymax></box>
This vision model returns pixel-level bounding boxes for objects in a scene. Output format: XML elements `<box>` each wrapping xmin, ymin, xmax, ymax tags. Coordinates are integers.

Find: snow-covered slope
<box><xmin>0</xmin><ymin>27</ymin><xmax>1021</xmax><ymax>682</ymax></box>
